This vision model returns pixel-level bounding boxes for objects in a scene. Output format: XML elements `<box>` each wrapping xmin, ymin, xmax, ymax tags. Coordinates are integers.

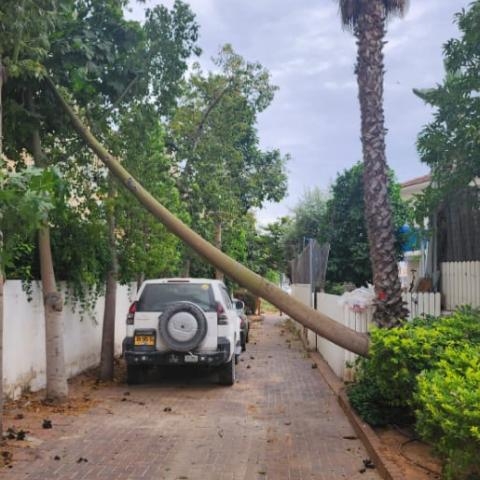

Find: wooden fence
<box><xmin>441</xmin><ymin>261</ymin><xmax>480</xmax><ymax>310</ymax></box>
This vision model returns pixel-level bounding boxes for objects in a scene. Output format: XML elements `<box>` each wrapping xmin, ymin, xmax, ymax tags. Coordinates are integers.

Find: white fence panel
<box><xmin>315</xmin><ymin>293</ymin><xmax>348</xmax><ymax>379</ymax></box>
<box><xmin>442</xmin><ymin>261</ymin><xmax>480</xmax><ymax>310</ymax></box>
<box><xmin>402</xmin><ymin>292</ymin><xmax>441</xmax><ymax>320</ymax></box>
<box><xmin>290</xmin><ymin>283</ymin><xmax>313</xmax><ymax>344</ymax></box>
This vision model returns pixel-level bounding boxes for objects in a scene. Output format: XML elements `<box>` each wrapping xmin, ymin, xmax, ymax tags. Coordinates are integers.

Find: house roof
<box><xmin>400</xmin><ymin>174</ymin><xmax>431</xmax><ymax>201</ymax></box>
<box><xmin>400</xmin><ymin>174</ymin><xmax>431</xmax><ymax>189</ymax></box>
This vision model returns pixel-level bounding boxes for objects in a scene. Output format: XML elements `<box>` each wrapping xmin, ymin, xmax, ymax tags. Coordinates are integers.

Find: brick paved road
<box><xmin>3</xmin><ymin>315</ymin><xmax>380</xmax><ymax>480</ymax></box>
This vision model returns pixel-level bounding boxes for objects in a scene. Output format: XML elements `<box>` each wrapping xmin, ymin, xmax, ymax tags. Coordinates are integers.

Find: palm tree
<box><xmin>339</xmin><ymin>0</ymin><xmax>408</xmax><ymax>327</ymax></box>
<box><xmin>47</xmin><ymin>77</ymin><xmax>370</xmax><ymax>358</ymax></box>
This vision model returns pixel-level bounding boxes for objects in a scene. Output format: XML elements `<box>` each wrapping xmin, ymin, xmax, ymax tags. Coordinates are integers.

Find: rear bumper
<box><xmin>123</xmin><ymin>336</ymin><xmax>231</xmax><ymax>367</ymax></box>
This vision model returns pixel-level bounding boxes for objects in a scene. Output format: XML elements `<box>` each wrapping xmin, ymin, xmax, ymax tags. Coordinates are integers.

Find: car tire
<box><xmin>218</xmin><ymin>357</ymin><xmax>236</xmax><ymax>386</ymax></box>
<box><xmin>158</xmin><ymin>302</ymin><xmax>208</xmax><ymax>352</ymax></box>
<box><xmin>241</xmin><ymin>340</ymin><xmax>246</xmax><ymax>352</ymax></box>
<box><xmin>126</xmin><ymin>364</ymin><xmax>146</xmax><ymax>385</ymax></box>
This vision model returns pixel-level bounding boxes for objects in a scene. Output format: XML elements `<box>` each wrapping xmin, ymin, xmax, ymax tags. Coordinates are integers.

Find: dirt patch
<box><xmin>376</xmin><ymin>427</ymin><xmax>441</xmax><ymax>479</ymax></box>
<box><xmin>1</xmin><ymin>362</ymin><xmax>127</xmax><ymax>470</ymax></box>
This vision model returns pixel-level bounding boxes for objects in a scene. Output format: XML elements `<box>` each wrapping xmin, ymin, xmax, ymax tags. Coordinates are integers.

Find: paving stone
<box><xmin>3</xmin><ymin>315</ymin><xmax>379</xmax><ymax>480</ymax></box>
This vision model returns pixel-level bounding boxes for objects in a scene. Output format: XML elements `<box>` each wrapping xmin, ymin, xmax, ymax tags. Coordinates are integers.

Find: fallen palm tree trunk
<box><xmin>46</xmin><ymin>77</ymin><xmax>370</xmax><ymax>357</ymax></box>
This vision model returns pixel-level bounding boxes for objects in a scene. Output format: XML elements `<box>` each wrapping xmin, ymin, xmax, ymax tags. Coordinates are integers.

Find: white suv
<box><xmin>122</xmin><ymin>278</ymin><xmax>241</xmax><ymax>386</ymax></box>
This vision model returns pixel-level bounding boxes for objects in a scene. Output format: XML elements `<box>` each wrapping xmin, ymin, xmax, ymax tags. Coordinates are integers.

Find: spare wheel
<box><xmin>158</xmin><ymin>302</ymin><xmax>208</xmax><ymax>352</ymax></box>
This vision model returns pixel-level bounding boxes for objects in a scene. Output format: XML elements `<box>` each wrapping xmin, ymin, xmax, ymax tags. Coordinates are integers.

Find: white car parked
<box><xmin>122</xmin><ymin>278</ymin><xmax>241</xmax><ymax>386</ymax></box>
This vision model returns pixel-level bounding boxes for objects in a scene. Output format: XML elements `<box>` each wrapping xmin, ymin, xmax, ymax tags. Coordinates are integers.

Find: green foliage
<box><xmin>323</xmin><ymin>162</ymin><xmax>409</xmax><ymax>286</ymax></box>
<box><xmin>114</xmin><ymin>106</ymin><xmax>187</xmax><ymax>281</ymax></box>
<box><xmin>282</xmin><ymin>188</ymin><xmax>328</xmax><ymax>255</ymax></box>
<box><xmin>171</xmin><ymin>45</ymin><xmax>287</xmax><ymax>274</ymax></box>
<box><xmin>2</xmin><ymin>0</ymin><xmax>200</xmax><ymax>304</ymax></box>
<box><xmin>415</xmin><ymin>345</ymin><xmax>480</xmax><ymax>479</ymax></box>
<box><xmin>275</xmin><ymin>163</ymin><xmax>408</xmax><ymax>285</ymax></box>
<box><xmin>0</xmin><ymin>161</ymin><xmax>56</xmax><ymax>275</ymax></box>
<box><xmin>414</xmin><ymin>1</ymin><xmax>480</xmax><ymax>219</ymax></box>
<box><xmin>348</xmin><ymin>308</ymin><xmax>480</xmax><ymax>426</ymax></box>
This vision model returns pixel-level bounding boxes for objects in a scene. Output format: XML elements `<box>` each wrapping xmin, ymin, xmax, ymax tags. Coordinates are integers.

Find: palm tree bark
<box><xmin>355</xmin><ymin>1</ymin><xmax>406</xmax><ymax>326</ymax></box>
<box><xmin>31</xmin><ymin>127</ymin><xmax>68</xmax><ymax>401</ymax></box>
<box><xmin>47</xmin><ymin>77</ymin><xmax>370</xmax><ymax>357</ymax></box>
<box><xmin>99</xmin><ymin>176</ymin><xmax>118</xmax><ymax>381</ymax></box>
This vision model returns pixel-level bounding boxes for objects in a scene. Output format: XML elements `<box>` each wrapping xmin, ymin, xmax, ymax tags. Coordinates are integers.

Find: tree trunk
<box><xmin>181</xmin><ymin>257</ymin><xmax>191</xmax><ymax>278</ymax></box>
<box><xmin>47</xmin><ymin>77</ymin><xmax>370</xmax><ymax>357</ymax></box>
<box><xmin>31</xmin><ymin>127</ymin><xmax>68</xmax><ymax>401</ymax></box>
<box><xmin>0</xmin><ymin>54</ymin><xmax>4</xmax><ymax>435</ymax></box>
<box><xmin>99</xmin><ymin>177</ymin><xmax>118</xmax><ymax>381</ymax></box>
<box><xmin>355</xmin><ymin>1</ymin><xmax>406</xmax><ymax>326</ymax></box>
<box><xmin>136</xmin><ymin>273</ymin><xmax>145</xmax><ymax>292</ymax></box>
<box><xmin>214</xmin><ymin>221</ymin><xmax>224</xmax><ymax>280</ymax></box>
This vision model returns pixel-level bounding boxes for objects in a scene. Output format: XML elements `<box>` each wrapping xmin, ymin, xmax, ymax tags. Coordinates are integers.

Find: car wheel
<box><xmin>241</xmin><ymin>340</ymin><xmax>246</xmax><ymax>352</ymax></box>
<box><xmin>126</xmin><ymin>364</ymin><xmax>146</xmax><ymax>385</ymax></box>
<box><xmin>158</xmin><ymin>301</ymin><xmax>208</xmax><ymax>352</ymax></box>
<box><xmin>218</xmin><ymin>357</ymin><xmax>236</xmax><ymax>386</ymax></box>
<box><xmin>246</xmin><ymin>330</ymin><xmax>249</xmax><ymax>343</ymax></box>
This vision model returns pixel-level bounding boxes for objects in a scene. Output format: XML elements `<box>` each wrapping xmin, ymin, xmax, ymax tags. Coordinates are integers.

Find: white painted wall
<box><xmin>315</xmin><ymin>293</ymin><xmax>351</xmax><ymax>379</ymax></box>
<box><xmin>3</xmin><ymin>280</ymin><xmax>136</xmax><ymax>399</ymax></box>
<box><xmin>290</xmin><ymin>286</ymin><xmax>373</xmax><ymax>381</ymax></box>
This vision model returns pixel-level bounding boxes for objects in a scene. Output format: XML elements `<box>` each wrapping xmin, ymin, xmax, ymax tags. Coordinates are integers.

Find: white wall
<box><xmin>3</xmin><ymin>280</ymin><xmax>136</xmax><ymax>399</ymax></box>
<box><xmin>315</xmin><ymin>293</ymin><xmax>351</xmax><ymax>379</ymax></box>
<box><xmin>290</xmin><ymin>286</ymin><xmax>372</xmax><ymax>381</ymax></box>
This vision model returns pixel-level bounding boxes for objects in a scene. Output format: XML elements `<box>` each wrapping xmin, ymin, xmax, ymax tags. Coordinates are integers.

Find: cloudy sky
<box><xmin>128</xmin><ymin>0</ymin><xmax>470</xmax><ymax>224</ymax></box>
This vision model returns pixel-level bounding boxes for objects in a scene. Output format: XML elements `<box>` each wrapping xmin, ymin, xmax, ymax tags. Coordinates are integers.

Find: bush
<box><xmin>348</xmin><ymin>308</ymin><xmax>480</xmax><ymax>426</ymax></box>
<box><xmin>347</xmin><ymin>307</ymin><xmax>480</xmax><ymax>477</ymax></box>
<box><xmin>415</xmin><ymin>345</ymin><xmax>480</xmax><ymax>480</ymax></box>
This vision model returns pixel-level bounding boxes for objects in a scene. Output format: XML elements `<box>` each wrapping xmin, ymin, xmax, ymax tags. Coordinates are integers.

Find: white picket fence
<box><xmin>442</xmin><ymin>261</ymin><xmax>480</xmax><ymax>310</ymax></box>
<box><xmin>402</xmin><ymin>292</ymin><xmax>441</xmax><ymax>319</ymax></box>
<box><xmin>290</xmin><ymin>286</ymin><xmax>442</xmax><ymax>381</ymax></box>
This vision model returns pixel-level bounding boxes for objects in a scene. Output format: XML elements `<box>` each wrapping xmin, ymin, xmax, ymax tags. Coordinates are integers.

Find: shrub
<box><xmin>415</xmin><ymin>345</ymin><xmax>480</xmax><ymax>480</ymax></box>
<box><xmin>348</xmin><ymin>308</ymin><xmax>480</xmax><ymax>426</ymax></box>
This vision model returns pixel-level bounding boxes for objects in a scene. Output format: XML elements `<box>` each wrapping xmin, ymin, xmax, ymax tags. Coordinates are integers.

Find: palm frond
<box><xmin>384</xmin><ymin>0</ymin><xmax>409</xmax><ymax>20</ymax></box>
<box><xmin>338</xmin><ymin>0</ymin><xmax>409</xmax><ymax>29</ymax></box>
<box><xmin>339</xmin><ymin>0</ymin><xmax>360</xmax><ymax>30</ymax></box>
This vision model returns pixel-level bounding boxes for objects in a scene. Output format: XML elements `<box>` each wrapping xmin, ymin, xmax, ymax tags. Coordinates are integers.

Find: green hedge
<box><xmin>415</xmin><ymin>345</ymin><xmax>480</xmax><ymax>480</ymax></box>
<box><xmin>347</xmin><ymin>308</ymin><xmax>480</xmax><ymax>478</ymax></box>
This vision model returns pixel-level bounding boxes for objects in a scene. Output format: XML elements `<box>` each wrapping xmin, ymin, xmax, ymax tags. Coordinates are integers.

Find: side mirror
<box><xmin>234</xmin><ymin>300</ymin><xmax>244</xmax><ymax>311</ymax></box>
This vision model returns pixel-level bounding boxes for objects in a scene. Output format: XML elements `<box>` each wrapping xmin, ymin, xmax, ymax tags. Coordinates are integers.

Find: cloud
<box><xmin>127</xmin><ymin>0</ymin><xmax>470</xmax><ymax>222</ymax></box>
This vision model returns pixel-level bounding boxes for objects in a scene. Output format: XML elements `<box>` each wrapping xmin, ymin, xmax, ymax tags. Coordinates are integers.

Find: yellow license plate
<box><xmin>134</xmin><ymin>335</ymin><xmax>155</xmax><ymax>346</ymax></box>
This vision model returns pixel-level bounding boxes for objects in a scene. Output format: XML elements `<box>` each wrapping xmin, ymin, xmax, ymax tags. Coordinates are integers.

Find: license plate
<box><xmin>184</xmin><ymin>354</ymin><xmax>198</xmax><ymax>363</ymax></box>
<box><xmin>134</xmin><ymin>335</ymin><xmax>155</xmax><ymax>346</ymax></box>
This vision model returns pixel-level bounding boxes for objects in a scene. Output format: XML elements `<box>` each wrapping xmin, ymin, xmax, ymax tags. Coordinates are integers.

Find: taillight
<box><xmin>127</xmin><ymin>301</ymin><xmax>137</xmax><ymax>325</ymax></box>
<box><xmin>216</xmin><ymin>302</ymin><xmax>228</xmax><ymax>325</ymax></box>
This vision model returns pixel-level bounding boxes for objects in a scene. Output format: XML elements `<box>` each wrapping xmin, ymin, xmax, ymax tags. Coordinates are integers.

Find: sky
<box><xmin>128</xmin><ymin>0</ymin><xmax>470</xmax><ymax>225</ymax></box>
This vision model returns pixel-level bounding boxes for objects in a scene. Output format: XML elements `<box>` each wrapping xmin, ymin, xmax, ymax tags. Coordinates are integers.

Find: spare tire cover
<box><xmin>158</xmin><ymin>302</ymin><xmax>208</xmax><ymax>352</ymax></box>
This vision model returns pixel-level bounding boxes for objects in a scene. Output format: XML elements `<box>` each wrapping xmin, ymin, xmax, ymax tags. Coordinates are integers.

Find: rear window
<box><xmin>137</xmin><ymin>283</ymin><xmax>216</xmax><ymax>312</ymax></box>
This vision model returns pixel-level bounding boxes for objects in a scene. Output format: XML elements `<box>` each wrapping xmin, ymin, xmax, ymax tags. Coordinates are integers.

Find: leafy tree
<box><xmin>414</xmin><ymin>1</ymin><xmax>480</xmax><ymax>218</ymax></box>
<box><xmin>282</xmin><ymin>188</ymin><xmax>328</xmax><ymax>256</ymax></box>
<box><xmin>1</xmin><ymin>0</ymin><xmax>70</xmax><ymax>401</ymax></box>
<box><xmin>339</xmin><ymin>0</ymin><xmax>409</xmax><ymax>326</ymax></box>
<box><xmin>324</xmin><ymin>162</ymin><xmax>408</xmax><ymax>287</ymax></box>
<box><xmin>0</xmin><ymin>160</ymin><xmax>56</xmax><ymax>434</ymax></box>
<box><xmin>171</xmin><ymin>45</ymin><xmax>288</xmax><ymax>278</ymax></box>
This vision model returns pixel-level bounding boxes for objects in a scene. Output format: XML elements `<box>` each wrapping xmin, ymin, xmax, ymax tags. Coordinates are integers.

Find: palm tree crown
<box><xmin>339</xmin><ymin>0</ymin><xmax>409</xmax><ymax>29</ymax></box>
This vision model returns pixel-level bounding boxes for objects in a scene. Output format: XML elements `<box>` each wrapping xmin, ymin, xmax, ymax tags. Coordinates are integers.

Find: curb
<box><xmin>310</xmin><ymin>351</ymin><xmax>405</xmax><ymax>480</ymax></box>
